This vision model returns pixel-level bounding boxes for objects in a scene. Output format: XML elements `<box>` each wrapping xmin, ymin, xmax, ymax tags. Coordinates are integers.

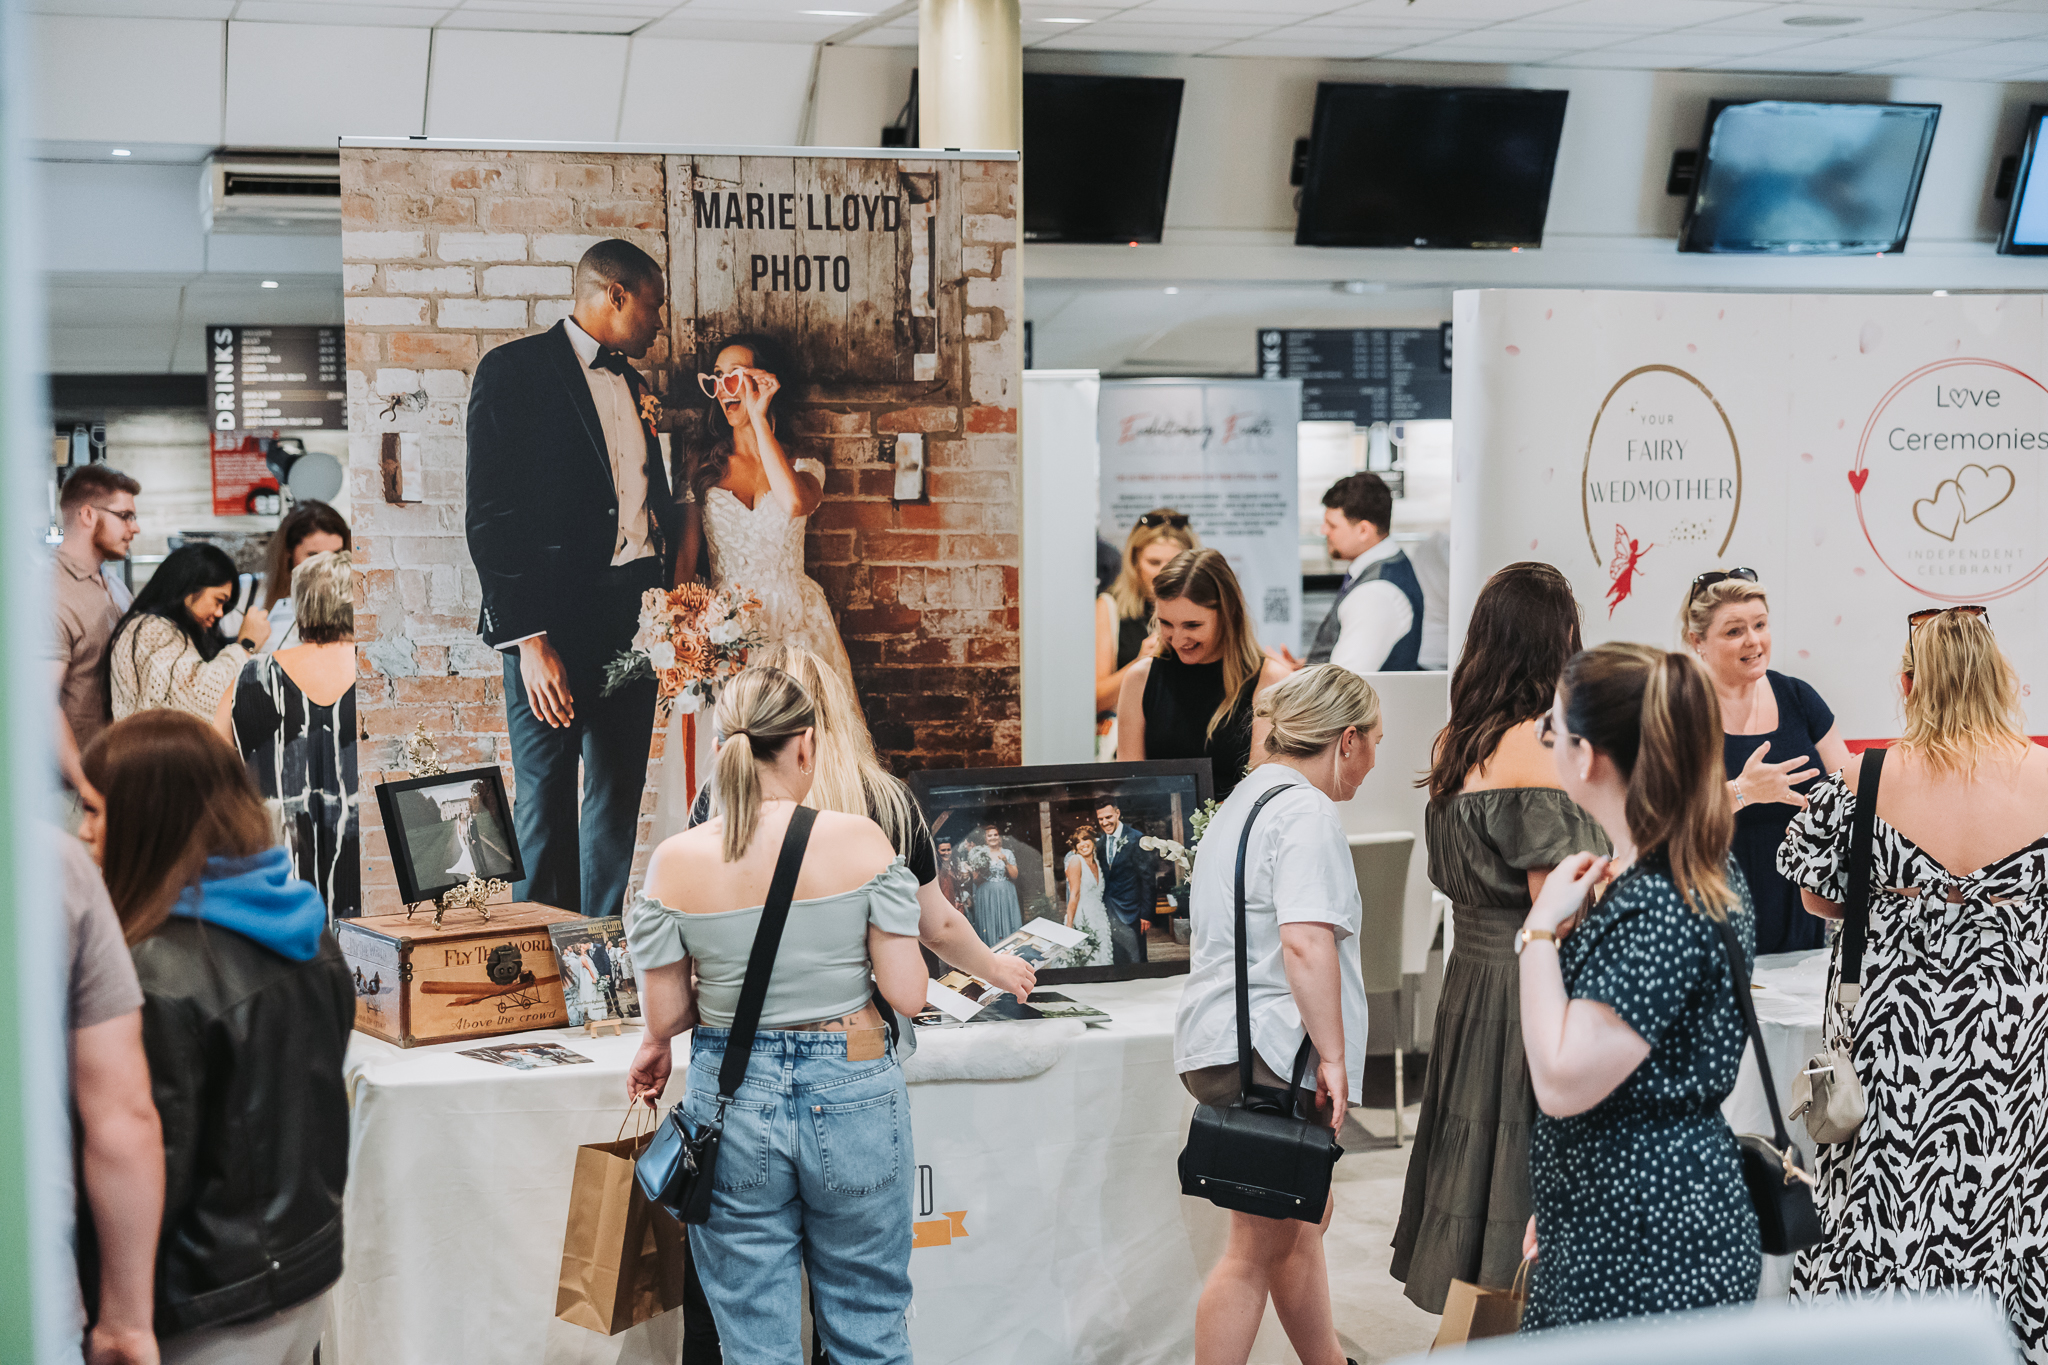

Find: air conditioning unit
<box><xmin>203</xmin><ymin>151</ymin><xmax>341</xmax><ymax>234</ymax></box>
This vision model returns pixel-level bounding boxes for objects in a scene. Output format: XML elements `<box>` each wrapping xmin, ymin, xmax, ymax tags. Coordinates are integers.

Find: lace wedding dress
<box><xmin>651</xmin><ymin>458</ymin><xmax>853</xmax><ymax>841</ymax></box>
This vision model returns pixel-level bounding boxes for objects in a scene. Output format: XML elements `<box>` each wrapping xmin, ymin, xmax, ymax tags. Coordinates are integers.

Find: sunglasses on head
<box><xmin>1906</xmin><ymin>605</ymin><xmax>1988</xmax><ymax>663</ymax></box>
<box><xmin>1137</xmin><ymin>511</ymin><xmax>1190</xmax><ymax>530</ymax></box>
<box><xmin>1688</xmin><ymin>567</ymin><xmax>1759</xmax><ymax>602</ymax></box>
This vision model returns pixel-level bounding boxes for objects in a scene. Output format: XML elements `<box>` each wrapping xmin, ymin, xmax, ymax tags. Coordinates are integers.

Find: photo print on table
<box><xmin>909</xmin><ymin>759</ymin><xmax>1214</xmax><ymax>982</ymax></box>
<box><xmin>548</xmin><ymin>916</ymin><xmax>640</xmax><ymax>1028</ymax></box>
<box><xmin>458</xmin><ymin>1042</ymin><xmax>594</xmax><ymax>1071</ymax></box>
<box><xmin>373</xmin><ymin>766</ymin><xmax>525</xmax><ymax>907</ymax></box>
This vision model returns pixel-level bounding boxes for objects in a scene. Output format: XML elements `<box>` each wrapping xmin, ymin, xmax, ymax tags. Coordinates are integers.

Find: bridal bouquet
<box><xmin>962</xmin><ymin>845</ymin><xmax>996</xmax><ymax>879</ymax></box>
<box><xmin>602</xmin><ymin>582</ymin><xmax>766</xmax><ymax>720</ymax></box>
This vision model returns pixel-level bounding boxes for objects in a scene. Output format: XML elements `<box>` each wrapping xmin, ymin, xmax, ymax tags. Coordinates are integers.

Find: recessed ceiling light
<box><xmin>1932</xmin><ymin>290</ymin><xmax>1949</xmax><ymax>296</ymax></box>
<box><xmin>110</xmin><ymin>148</ymin><xmax>131</xmax><ymax>156</ymax></box>
<box><xmin>261</xmin><ymin>280</ymin><xmax>279</xmax><ymax>288</ymax></box>
<box><xmin>1163</xmin><ymin>286</ymin><xmax>1179</xmax><ymax>294</ymax></box>
<box><xmin>1040</xmin><ymin>17</ymin><xmax>1093</xmax><ymax>23</ymax></box>
<box><xmin>1783</xmin><ymin>14</ymin><xmax>1860</xmax><ymax>26</ymax></box>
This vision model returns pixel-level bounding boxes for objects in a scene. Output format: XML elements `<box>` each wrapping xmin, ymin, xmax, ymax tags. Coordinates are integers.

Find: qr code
<box><xmin>1262</xmin><ymin>587</ymin><xmax>1291</xmax><ymax>624</ymax></box>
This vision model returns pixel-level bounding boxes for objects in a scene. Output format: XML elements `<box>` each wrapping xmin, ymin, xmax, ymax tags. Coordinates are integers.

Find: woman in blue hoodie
<box><xmin>79</xmin><ymin>709</ymin><xmax>353</xmax><ymax>1365</ymax></box>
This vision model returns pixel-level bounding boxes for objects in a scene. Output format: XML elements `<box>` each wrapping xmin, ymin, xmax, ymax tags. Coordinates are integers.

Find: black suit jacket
<box><xmin>465</xmin><ymin>322</ymin><xmax>677</xmax><ymax>646</ymax></box>
<box><xmin>1099</xmin><ymin>824</ymin><xmax>1156</xmax><ymax>926</ymax></box>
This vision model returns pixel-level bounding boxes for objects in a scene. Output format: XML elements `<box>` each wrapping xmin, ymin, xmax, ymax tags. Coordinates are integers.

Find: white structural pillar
<box><xmin>918</xmin><ymin>0</ymin><xmax>1022</xmax><ymax>152</ymax></box>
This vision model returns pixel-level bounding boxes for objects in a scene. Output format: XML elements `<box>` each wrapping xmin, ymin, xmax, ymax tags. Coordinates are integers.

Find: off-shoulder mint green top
<box><xmin>625</xmin><ymin>858</ymin><xmax>922</xmax><ymax>1028</ymax></box>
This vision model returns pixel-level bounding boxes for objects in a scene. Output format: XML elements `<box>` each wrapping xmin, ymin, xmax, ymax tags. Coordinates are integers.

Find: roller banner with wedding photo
<box><xmin>340</xmin><ymin>141</ymin><xmax>1021</xmax><ymax>918</ymax></box>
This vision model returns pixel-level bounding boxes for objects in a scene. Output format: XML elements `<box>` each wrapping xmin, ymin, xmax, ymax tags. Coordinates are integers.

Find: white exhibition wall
<box><xmin>1021</xmin><ymin>369</ymin><xmax>1100</xmax><ymax>766</ymax></box>
<box><xmin>1452</xmin><ymin>288</ymin><xmax>2047</xmax><ymax>743</ymax></box>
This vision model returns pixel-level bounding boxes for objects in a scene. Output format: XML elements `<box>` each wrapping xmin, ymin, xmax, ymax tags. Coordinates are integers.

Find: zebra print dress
<box><xmin>1777</xmin><ymin>773</ymin><xmax>2048</xmax><ymax>1359</ymax></box>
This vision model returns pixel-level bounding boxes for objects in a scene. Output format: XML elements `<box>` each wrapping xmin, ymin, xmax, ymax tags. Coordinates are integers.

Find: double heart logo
<box><xmin>1910</xmin><ymin>463</ymin><xmax>2016</xmax><ymax>541</ymax></box>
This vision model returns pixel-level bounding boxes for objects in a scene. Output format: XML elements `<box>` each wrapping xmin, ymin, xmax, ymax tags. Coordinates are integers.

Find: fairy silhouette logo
<box><xmin>1581</xmin><ymin>365</ymin><xmax>1742</xmax><ymax>616</ymax></box>
<box><xmin>1854</xmin><ymin>358</ymin><xmax>2043</xmax><ymax>603</ymax></box>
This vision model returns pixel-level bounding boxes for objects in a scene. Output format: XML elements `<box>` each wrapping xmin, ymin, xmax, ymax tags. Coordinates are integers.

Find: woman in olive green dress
<box><xmin>1390</xmin><ymin>563</ymin><xmax>1609</xmax><ymax>1313</ymax></box>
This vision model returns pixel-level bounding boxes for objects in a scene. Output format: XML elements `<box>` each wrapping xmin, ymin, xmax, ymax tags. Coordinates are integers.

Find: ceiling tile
<box><xmin>1747</xmin><ymin>31</ymin><xmax>1987</xmax><ymax>59</ymax></box>
<box><xmin>434</xmin><ymin>7</ymin><xmax>652</xmax><ymax>28</ymax></box>
<box><xmin>1127</xmin><ymin>0</ymin><xmax>1343</xmax><ymax>12</ymax></box>
<box><xmin>1480</xmin><ymin>20</ymin><xmax>1656</xmax><ymax>42</ymax></box>
<box><xmin>1874</xmin><ymin>10</ymin><xmax>2048</xmax><ymax>37</ymax></box>
<box><xmin>231</xmin><ymin>0</ymin><xmax>444</xmax><ymax>13</ymax></box>
<box><xmin>1324</xmin><ymin>0</ymin><xmax>1574</xmax><ymax>21</ymax></box>
<box><xmin>1205</xmin><ymin>35</ymin><xmax>1420</xmax><ymax>55</ymax></box>
<box><xmin>26</xmin><ymin>0</ymin><xmax>234</xmax><ymax>16</ymax></box>
<box><xmin>1030</xmin><ymin>28</ymin><xmax>1238</xmax><ymax>51</ymax></box>
<box><xmin>1041</xmin><ymin>17</ymin><xmax>1278</xmax><ymax>35</ymax></box>
<box><xmin>1511</xmin><ymin>0</ymin><xmax>1776</xmax><ymax>27</ymax></box>
<box><xmin>1278</xmin><ymin>19</ymin><xmax>1466</xmax><ymax>39</ymax></box>
<box><xmin>1545</xmin><ymin>47</ymin><xmax>1727</xmax><ymax>65</ymax></box>
<box><xmin>635</xmin><ymin>13</ymin><xmax>842</xmax><ymax>38</ymax></box>
<box><xmin>1386</xmin><ymin>40</ymin><xmax>1581</xmax><ymax>60</ymax></box>
<box><xmin>1686</xmin><ymin>4</ymin><xmax>1952</xmax><ymax>34</ymax></box>
<box><xmin>1594</xmin><ymin>29</ymin><xmax>1803</xmax><ymax>52</ymax></box>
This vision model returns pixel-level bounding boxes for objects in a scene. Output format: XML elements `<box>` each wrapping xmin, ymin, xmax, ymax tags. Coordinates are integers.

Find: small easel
<box><xmin>585</xmin><ymin>1017</ymin><xmax>625</xmax><ymax>1039</ymax></box>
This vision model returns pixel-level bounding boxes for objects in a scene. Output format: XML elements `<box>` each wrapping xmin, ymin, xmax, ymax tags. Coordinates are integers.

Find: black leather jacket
<box><xmin>130</xmin><ymin>920</ymin><xmax>355</xmax><ymax>1336</ymax></box>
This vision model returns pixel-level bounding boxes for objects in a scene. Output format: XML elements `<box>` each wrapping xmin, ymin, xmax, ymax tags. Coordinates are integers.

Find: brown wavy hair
<box><xmin>81</xmin><ymin>710</ymin><xmax>274</xmax><ymax>943</ymax></box>
<box><xmin>1559</xmin><ymin>643</ymin><xmax>1736</xmax><ymax>918</ymax></box>
<box><xmin>262</xmin><ymin>500</ymin><xmax>351</xmax><ymax>610</ymax></box>
<box><xmin>1426</xmin><ymin>562</ymin><xmax>1584</xmax><ymax>806</ymax></box>
<box><xmin>1149</xmin><ymin>548</ymin><xmax>1266</xmax><ymax>742</ymax></box>
<box><xmin>686</xmin><ymin>331</ymin><xmax>805</xmax><ymax>507</ymax></box>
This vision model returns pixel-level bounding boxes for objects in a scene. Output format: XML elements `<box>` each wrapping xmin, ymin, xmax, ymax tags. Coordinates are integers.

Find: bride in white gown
<box><xmin>652</xmin><ymin>333</ymin><xmax>854</xmax><ymax>839</ymax></box>
<box><xmin>1063</xmin><ymin>828</ymin><xmax>1116</xmax><ymax>968</ymax></box>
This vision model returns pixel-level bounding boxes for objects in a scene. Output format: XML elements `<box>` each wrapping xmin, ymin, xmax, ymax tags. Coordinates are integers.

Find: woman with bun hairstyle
<box><xmin>1174</xmin><ymin>664</ymin><xmax>1380</xmax><ymax>1365</ymax></box>
<box><xmin>1778</xmin><ymin>608</ymin><xmax>2048</xmax><ymax>1354</ymax></box>
<box><xmin>1391</xmin><ymin>562</ymin><xmax>1609</xmax><ymax>1313</ymax></box>
<box><xmin>1118</xmin><ymin>548</ymin><xmax>1290</xmax><ymax>802</ymax></box>
<box><xmin>627</xmin><ymin>667</ymin><xmax>927</xmax><ymax>1365</ymax></box>
<box><xmin>1517</xmin><ymin>644</ymin><xmax>1760</xmax><ymax>1331</ymax></box>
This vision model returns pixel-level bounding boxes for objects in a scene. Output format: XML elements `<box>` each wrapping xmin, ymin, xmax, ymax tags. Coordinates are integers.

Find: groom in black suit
<box><xmin>466</xmin><ymin>240</ymin><xmax>677</xmax><ymax>918</ymax></box>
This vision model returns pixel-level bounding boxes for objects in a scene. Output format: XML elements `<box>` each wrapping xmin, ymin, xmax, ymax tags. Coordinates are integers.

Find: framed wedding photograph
<box><xmin>375</xmin><ymin>767</ymin><xmax>525</xmax><ymax>906</ymax></box>
<box><xmin>907</xmin><ymin>759</ymin><xmax>1214</xmax><ymax>984</ymax></box>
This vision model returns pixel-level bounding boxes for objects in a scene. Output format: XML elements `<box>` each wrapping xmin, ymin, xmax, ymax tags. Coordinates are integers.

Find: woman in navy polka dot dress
<box><xmin>1515</xmin><ymin>643</ymin><xmax>1761</xmax><ymax>1332</ymax></box>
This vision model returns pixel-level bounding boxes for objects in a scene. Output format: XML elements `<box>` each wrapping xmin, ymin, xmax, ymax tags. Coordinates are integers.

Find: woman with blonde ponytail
<box><xmin>1514</xmin><ymin>643</ymin><xmax>1760</xmax><ymax>1331</ymax></box>
<box><xmin>624</xmin><ymin>666</ymin><xmax>929</xmax><ymax>1364</ymax></box>
<box><xmin>1778</xmin><ymin>609</ymin><xmax>2048</xmax><ymax>1355</ymax></box>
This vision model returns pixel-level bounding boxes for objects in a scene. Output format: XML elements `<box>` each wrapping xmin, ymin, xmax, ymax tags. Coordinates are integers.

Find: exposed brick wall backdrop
<box><xmin>342</xmin><ymin>147</ymin><xmax>1020</xmax><ymax>915</ymax></box>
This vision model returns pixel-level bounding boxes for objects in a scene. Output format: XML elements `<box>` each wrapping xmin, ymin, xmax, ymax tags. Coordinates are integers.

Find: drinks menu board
<box><xmin>1256</xmin><ymin>326</ymin><xmax>1452</xmax><ymax>424</ymax></box>
<box><xmin>209</xmin><ymin>324</ymin><xmax>345</xmax><ymax>432</ymax></box>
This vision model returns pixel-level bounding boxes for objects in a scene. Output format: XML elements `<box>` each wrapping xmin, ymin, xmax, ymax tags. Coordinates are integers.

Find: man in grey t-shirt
<box><xmin>63</xmin><ymin>833</ymin><xmax>162</xmax><ymax>1365</ymax></box>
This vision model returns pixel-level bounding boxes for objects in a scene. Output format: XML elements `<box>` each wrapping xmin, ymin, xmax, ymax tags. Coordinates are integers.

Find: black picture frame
<box><xmin>374</xmin><ymin>766</ymin><xmax>525</xmax><ymax>907</ymax></box>
<box><xmin>2000</xmin><ymin>104</ymin><xmax>2048</xmax><ymax>256</ymax></box>
<box><xmin>908</xmin><ymin>759</ymin><xmax>1213</xmax><ymax>985</ymax></box>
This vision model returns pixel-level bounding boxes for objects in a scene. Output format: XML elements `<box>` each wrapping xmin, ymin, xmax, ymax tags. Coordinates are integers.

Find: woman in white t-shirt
<box><xmin>1174</xmin><ymin>663</ymin><xmax>1380</xmax><ymax>1365</ymax></box>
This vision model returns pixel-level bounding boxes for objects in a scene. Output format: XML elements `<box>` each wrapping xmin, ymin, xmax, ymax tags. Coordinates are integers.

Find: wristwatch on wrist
<box><xmin>1516</xmin><ymin>927</ymin><xmax>1557</xmax><ymax>956</ymax></box>
<box><xmin>236</xmin><ymin>637</ymin><xmax>257</xmax><ymax>651</ymax></box>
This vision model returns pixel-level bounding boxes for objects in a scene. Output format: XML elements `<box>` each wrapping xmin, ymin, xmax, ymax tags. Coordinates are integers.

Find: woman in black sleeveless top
<box><xmin>1095</xmin><ymin>509</ymin><xmax>1197</xmax><ymax>722</ymax></box>
<box><xmin>1116</xmin><ymin>548</ymin><xmax>1289</xmax><ymax>801</ymax></box>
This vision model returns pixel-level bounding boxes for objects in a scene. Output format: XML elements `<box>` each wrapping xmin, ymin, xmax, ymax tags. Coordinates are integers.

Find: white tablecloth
<box><xmin>331</xmin><ymin>978</ymin><xmax>1224</xmax><ymax>1365</ymax></box>
<box><xmin>1720</xmin><ymin>948</ymin><xmax>1828</xmax><ymax>1300</ymax></box>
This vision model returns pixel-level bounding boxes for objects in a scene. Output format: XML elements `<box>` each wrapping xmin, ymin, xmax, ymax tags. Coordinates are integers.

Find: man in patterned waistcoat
<box><xmin>1304</xmin><ymin>472</ymin><xmax>1423</xmax><ymax>673</ymax></box>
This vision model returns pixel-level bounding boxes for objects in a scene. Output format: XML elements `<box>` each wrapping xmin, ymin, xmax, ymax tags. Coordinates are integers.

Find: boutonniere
<box><xmin>638</xmin><ymin>392</ymin><xmax>662</xmax><ymax>432</ymax></box>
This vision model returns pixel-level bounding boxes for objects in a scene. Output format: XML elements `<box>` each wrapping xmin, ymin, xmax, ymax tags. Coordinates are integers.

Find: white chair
<box><xmin>1350</xmin><ymin>831</ymin><xmax>1413</xmax><ymax>1145</ymax></box>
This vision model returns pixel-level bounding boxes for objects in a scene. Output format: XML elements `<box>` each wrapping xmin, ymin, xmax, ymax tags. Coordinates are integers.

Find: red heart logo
<box><xmin>1847</xmin><ymin>469</ymin><xmax>1870</xmax><ymax>494</ymax></box>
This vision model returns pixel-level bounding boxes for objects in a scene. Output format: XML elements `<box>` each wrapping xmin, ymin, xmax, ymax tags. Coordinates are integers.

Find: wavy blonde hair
<box><xmin>1898</xmin><ymin>611</ymin><xmax>2028</xmax><ymax>775</ymax></box>
<box><xmin>1109</xmin><ymin>510</ymin><xmax>1199</xmax><ymax>619</ymax></box>
<box><xmin>747</xmin><ymin>643</ymin><xmax>918</xmax><ymax>852</ymax></box>
<box><xmin>1679</xmin><ymin>573</ymin><xmax>1770</xmax><ymax>645</ymax></box>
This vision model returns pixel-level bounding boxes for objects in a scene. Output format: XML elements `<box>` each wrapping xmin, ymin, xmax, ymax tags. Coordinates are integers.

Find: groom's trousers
<box><xmin>502</xmin><ymin>557</ymin><xmax>661</xmax><ymax>918</ymax></box>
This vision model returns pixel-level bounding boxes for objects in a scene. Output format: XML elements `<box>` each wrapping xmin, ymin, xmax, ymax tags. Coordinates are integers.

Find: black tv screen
<box><xmin>1999</xmin><ymin>104</ymin><xmax>2048</xmax><ymax>255</ymax></box>
<box><xmin>1023</xmin><ymin>73</ymin><xmax>1183</xmax><ymax>244</ymax></box>
<box><xmin>1680</xmin><ymin>100</ymin><xmax>1940</xmax><ymax>255</ymax></box>
<box><xmin>1294</xmin><ymin>84</ymin><xmax>1569</xmax><ymax>250</ymax></box>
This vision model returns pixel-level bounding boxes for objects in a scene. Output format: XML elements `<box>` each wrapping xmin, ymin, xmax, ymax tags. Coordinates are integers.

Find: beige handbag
<box><xmin>1787</xmin><ymin>748</ymin><xmax>1884</xmax><ymax>1146</ymax></box>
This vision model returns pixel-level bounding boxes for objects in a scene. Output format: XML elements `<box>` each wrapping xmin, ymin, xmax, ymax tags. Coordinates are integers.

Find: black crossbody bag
<box><xmin>636</xmin><ymin>806</ymin><xmax>817</xmax><ymax>1224</ymax></box>
<box><xmin>1178</xmin><ymin>786</ymin><xmax>1344</xmax><ymax>1223</ymax></box>
<box><xmin>1711</xmin><ymin>910</ymin><xmax>1823</xmax><ymax>1255</ymax></box>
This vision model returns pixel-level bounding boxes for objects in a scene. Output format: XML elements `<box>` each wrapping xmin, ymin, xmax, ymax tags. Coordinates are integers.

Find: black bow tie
<box><xmin>590</xmin><ymin>347</ymin><xmax>634</xmax><ymax>378</ymax></box>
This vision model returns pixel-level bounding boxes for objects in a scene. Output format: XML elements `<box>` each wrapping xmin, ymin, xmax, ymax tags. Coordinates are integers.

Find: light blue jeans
<box><xmin>684</xmin><ymin>1026</ymin><xmax>914</xmax><ymax>1365</ymax></box>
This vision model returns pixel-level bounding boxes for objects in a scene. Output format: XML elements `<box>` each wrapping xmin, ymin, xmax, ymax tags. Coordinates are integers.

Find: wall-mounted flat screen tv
<box><xmin>1680</xmin><ymin>100</ymin><xmax>1940</xmax><ymax>255</ymax></box>
<box><xmin>2000</xmin><ymin>104</ymin><xmax>2048</xmax><ymax>255</ymax></box>
<box><xmin>1294</xmin><ymin>83</ymin><xmax>1570</xmax><ymax>250</ymax></box>
<box><xmin>1023</xmin><ymin>73</ymin><xmax>1184</xmax><ymax>244</ymax></box>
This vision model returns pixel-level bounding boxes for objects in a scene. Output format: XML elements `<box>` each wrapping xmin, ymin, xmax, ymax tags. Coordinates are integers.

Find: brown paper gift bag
<box><xmin>556</xmin><ymin>1115</ymin><xmax>689</xmax><ymax>1335</ymax></box>
<box><xmin>1431</xmin><ymin>1258</ymin><xmax>1531</xmax><ymax>1350</ymax></box>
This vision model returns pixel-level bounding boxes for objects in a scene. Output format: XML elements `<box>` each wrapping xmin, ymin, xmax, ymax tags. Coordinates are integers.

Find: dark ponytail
<box><xmin>1560</xmin><ymin>642</ymin><xmax>1735</xmax><ymax>918</ymax></box>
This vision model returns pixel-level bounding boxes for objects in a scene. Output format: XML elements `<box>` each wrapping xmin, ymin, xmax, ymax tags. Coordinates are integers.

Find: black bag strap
<box><xmin>1837</xmin><ymin>747</ymin><xmax>1887</xmax><ymax>1007</ymax></box>
<box><xmin>1234</xmin><ymin>784</ymin><xmax>1296</xmax><ymax>1103</ymax></box>
<box><xmin>1712</xmin><ymin>913</ymin><xmax>1797</xmax><ymax>1158</ymax></box>
<box><xmin>716</xmin><ymin>805</ymin><xmax>819</xmax><ymax>1102</ymax></box>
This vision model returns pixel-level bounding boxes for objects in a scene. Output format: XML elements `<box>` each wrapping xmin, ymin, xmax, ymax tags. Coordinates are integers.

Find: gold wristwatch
<box><xmin>1515</xmin><ymin>927</ymin><xmax>1557</xmax><ymax>956</ymax></box>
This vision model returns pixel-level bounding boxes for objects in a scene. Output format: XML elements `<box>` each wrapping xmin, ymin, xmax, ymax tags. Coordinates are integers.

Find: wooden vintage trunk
<box><xmin>336</xmin><ymin>902</ymin><xmax>584</xmax><ymax>1047</ymax></box>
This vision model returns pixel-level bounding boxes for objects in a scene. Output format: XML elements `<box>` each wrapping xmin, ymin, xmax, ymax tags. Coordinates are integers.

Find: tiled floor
<box><xmin>1239</xmin><ymin>1106</ymin><xmax>1441</xmax><ymax>1365</ymax></box>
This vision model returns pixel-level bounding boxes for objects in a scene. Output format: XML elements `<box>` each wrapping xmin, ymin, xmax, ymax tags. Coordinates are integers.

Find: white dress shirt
<box><xmin>1173</xmin><ymin>765</ymin><xmax>1368</xmax><ymax>1093</ymax></box>
<box><xmin>1329</xmin><ymin>535</ymin><xmax>1414</xmax><ymax>675</ymax></box>
<box><xmin>562</xmin><ymin>317</ymin><xmax>655</xmax><ymax>568</ymax></box>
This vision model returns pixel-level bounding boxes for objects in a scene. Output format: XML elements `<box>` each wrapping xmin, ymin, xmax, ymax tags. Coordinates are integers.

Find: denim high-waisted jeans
<box><xmin>684</xmin><ymin>1025</ymin><xmax>914</xmax><ymax>1365</ymax></box>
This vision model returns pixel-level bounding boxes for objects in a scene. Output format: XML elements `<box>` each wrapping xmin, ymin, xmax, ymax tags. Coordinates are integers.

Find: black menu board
<box><xmin>210</xmin><ymin>324</ymin><xmax>345</xmax><ymax>432</ymax></box>
<box><xmin>1256</xmin><ymin>326</ymin><xmax>1451</xmax><ymax>424</ymax></box>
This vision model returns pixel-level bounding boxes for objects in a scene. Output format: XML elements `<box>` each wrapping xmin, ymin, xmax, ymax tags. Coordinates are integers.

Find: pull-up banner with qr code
<box><xmin>1096</xmin><ymin>378</ymin><xmax>1302</xmax><ymax>652</ymax></box>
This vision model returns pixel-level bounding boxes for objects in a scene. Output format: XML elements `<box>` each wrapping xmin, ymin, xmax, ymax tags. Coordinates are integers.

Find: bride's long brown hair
<box><xmin>685</xmin><ymin>330</ymin><xmax>805</xmax><ymax>506</ymax></box>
